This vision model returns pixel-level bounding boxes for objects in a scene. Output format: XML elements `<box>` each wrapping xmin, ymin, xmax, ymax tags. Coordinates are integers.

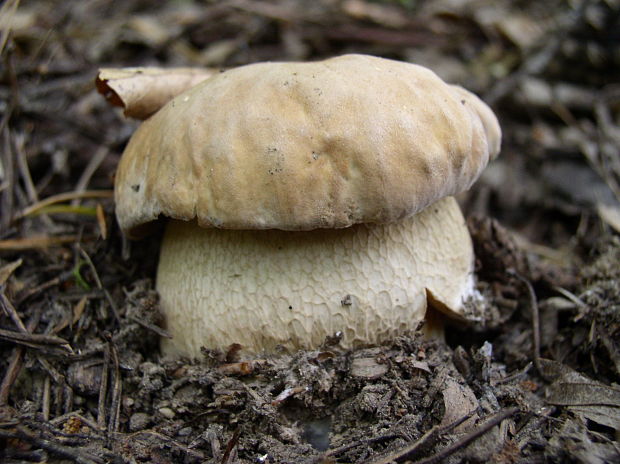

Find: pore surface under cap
<box><xmin>157</xmin><ymin>196</ymin><xmax>474</xmax><ymax>356</ymax></box>
<box><xmin>115</xmin><ymin>54</ymin><xmax>501</xmax><ymax>236</ymax></box>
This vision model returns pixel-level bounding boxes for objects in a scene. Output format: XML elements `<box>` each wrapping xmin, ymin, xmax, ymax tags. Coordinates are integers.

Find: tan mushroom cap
<box><xmin>115</xmin><ymin>54</ymin><xmax>500</xmax><ymax>237</ymax></box>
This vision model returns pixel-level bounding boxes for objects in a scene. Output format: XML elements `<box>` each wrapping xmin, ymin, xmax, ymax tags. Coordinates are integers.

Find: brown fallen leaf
<box><xmin>541</xmin><ymin>358</ymin><xmax>620</xmax><ymax>431</ymax></box>
<box><xmin>440</xmin><ymin>378</ymin><xmax>479</xmax><ymax>433</ymax></box>
<box><xmin>96</xmin><ymin>67</ymin><xmax>219</xmax><ymax>120</ymax></box>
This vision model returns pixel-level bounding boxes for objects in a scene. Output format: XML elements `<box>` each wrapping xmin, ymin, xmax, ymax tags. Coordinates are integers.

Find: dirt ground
<box><xmin>1</xmin><ymin>0</ymin><xmax>619</xmax><ymax>463</ymax></box>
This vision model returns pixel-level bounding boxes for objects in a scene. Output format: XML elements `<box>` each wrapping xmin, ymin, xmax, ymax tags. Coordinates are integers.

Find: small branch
<box><xmin>72</xmin><ymin>147</ymin><xmax>109</xmax><ymax>206</ymax></box>
<box><xmin>508</xmin><ymin>270</ymin><xmax>551</xmax><ymax>382</ymax></box>
<box><xmin>0</xmin><ymin>313</ymin><xmax>40</xmax><ymax>405</ymax></box>
<box><xmin>0</xmin><ymin>127</ymin><xmax>15</xmax><ymax>233</ymax></box>
<box><xmin>0</xmin><ymin>327</ymin><xmax>72</xmax><ymax>351</ymax></box>
<box><xmin>0</xmin><ymin>426</ymin><xmax>105</xmax><ymax>464</ymax></box>
<box><xmin>410</xmin><ymin>408</ymin><xmax>519</xmax><ymax>464</ymax></box>
<box><xmin>97</xmin><ymin>341</ymin><xmax>110</xmax><ymax>430</ymax></box>
<box><xmin>325</xmin><ymin>433</ymin><xmax>402</xmax><ymax>458</ymax></box>
<box><xmin>15</xmin><ymin>270</ymin><xmax>75</xmax><ymax>305</ymax></box>
<box><xmin>365</xmin><ymin>408</ymin><xmax>478</xmax><ymax>464</ymax></box>
<box><xmin>14</xmin><ymin>132</ymin><xmax>39</xmax><ymax>204</ymax></box>
<box><xmin>0</xmin><ymin>234</ymin><xmax>89</xmax><ymax>251</ymax></box>
<box><xmin>107</xmin><ymin>340</ymin><xmax>122</xmax><ymax>434</ymax></box>
<box><xmin>78</xmin><ymin>246</ymin><xmax>121</xmax><ymax>324</ymax></box>
<box><xmin>128</xmin><ymin>314</ymin><xmax>172</xmax><ymax>338</ymax></box>
<box><xmin>130</xmin><ymin>430</ymin><xmax>206</xmax><ymax>460</ymax></box>
<box><xmin>42</xmin><ymin>376</ymin><xmax>51</xmax><ymax>421</ymax></box>
<box><xmin>13</xmin><ymin>190</ymin><xmax>113</xmax><ymax>221</ymax></box>
<box><xmin>0</xmin><ymin>292</ymin><xmax>28</xmax><ymax>332</ymax></box>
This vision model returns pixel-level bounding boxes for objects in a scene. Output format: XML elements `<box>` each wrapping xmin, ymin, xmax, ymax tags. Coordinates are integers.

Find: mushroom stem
<box><xmin>156</xmin><ymin>196</ymin><xmax>475</xmax><ymax>357</ymax></box>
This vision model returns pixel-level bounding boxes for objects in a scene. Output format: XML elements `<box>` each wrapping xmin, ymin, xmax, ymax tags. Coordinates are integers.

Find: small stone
<box><xmin>178</xmin><ymin>426</ymin><xmax>192</xmax><ymax>436</ymax></box>
<box><xmin>129</xmin><ymin>412</ymin><xmax>151</xmax><ymax>432</ymax></box>
<box><xmin>158</xmin><ymin>407</ymin><xmax>175</xmax><ymax>419</ymax></box>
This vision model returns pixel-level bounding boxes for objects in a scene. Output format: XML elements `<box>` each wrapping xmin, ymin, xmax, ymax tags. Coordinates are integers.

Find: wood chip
<box><xmin>350</xmin><ymin>357</ymin><xmax>389</xmax><ymax>379</ymax></box>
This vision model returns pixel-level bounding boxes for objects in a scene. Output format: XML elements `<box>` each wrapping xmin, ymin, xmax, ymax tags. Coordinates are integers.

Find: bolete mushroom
<box><xmin>114</xmin><ymin>54</ymin><xmax>501</xmax><ymax>357</ymax></box>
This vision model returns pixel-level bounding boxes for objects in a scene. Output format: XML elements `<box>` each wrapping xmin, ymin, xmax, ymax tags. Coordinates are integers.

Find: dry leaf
<box><xmin>546</xmin><ymin>382</ymin><xmax>620</xmax><ymax>408</ymax></box>
<box><xmin>548</xmin><ymin>419</ymin><xmax>620</xmax><ymax>464</ymax></box>
<box><xmin>439</xmin><ymin>378</ymin><xmax>479</xmax><ymax>433</ymax></box>
<box><xmin>96</xmin><ymin>67</ymin><xmax>218</xmax><ymax>120</ymax></box>
<box><xmin>541</xmin><ymin>358</ymin><xmax>620</xmax><ymax>431</ymax></box>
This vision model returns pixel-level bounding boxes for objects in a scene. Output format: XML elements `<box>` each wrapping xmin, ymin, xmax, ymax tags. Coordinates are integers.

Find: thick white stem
<box><xmin>156</xmin><ymin>196</ymin><xmax>474</xmax><ymax>357</ymax></box>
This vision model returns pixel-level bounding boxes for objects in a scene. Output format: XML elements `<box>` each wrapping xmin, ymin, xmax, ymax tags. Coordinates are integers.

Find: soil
<box><xmin>1</xmin><ymin>1</ymin><xmax>619</xmax><ymax>463</ymax></box>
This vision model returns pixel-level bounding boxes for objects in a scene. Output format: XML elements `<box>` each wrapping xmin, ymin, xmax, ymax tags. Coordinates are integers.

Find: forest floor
<box><xmin>0</xmin><ymin>0</ymin><xmax>619</xmax><ymax>462</ymax></box>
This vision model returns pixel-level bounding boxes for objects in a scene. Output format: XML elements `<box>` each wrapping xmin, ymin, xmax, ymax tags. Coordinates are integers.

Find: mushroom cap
<box><xmin>115</xmin><ymin>54</ymin><xmax>500</xmax><ymax>237</ymax></box>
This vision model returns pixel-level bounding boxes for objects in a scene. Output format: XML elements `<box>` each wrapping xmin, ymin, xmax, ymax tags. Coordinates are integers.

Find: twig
<box><xmin>38</xmin><ymin>357</ymin><xmax>65</xmax><ymax>385</ymax></box>
<box><xmin>364</xmin><ymin>408</ymin><xmax>478</xmax><ymax>464</ymax></box>
<box><xmin>103</xmin><ymin>289</ymin><xmax>121</xmax><ymax>324</ymax></box>
<box><xmin>14</xmin><ymin>132</ymin><xmax>43</xmax><ymax>215</ymax></box>
<box><xmin>96</xmin><ymin>341</ymin><xmax>110</xmax><ymax>430</ymax></box>
<box><xmin>13</xmin><ymin>190</ymin><xmax>113</xmax><ymax>220</ymax></box>
<box><xmin>78</xmin><ymin>246</ymin><xmax>103</xmax><ymax>289</ymax></box>
<box><xmin>0</xmin><ymin>0</ymin><xmax>20</xmax><ymax>55</ymax></box>
<box><xmin>54</xmin><ymin>382</ymin><xmax>63</xmax><ymax>417</ymax></box>
<box><xmin>0</xmin><ymin>313</ymin><xmax>40</xmax><ymax>405</ymax></box>
<box><xmin>553</xmin><ymin>286</ymin><xmax>587</xmax><ymax>308</ymax></box>
<box><xmin>78</xmin><ymin>246</ymin><xmax>121</xmax><ymax>324</ymax></box>
<box><xmin>221</xmin><ymin>429</ymin><xmax>241</xmax><ymax>464</ymax></box>
<box><xmin>0</xmin><ymin>291</ymin><xmax>28</xmax><ymax>332</ymax></box>
<box><xmin>0</xmin><ymin>257</ymin><xmax>22</xmax><ymax>285</ymax></box>
<box><xmin>42</xmin><ymin>376</ymin><xmax>51</xmax><ymax>421</ymax></box>
<box><xmin>128</xmin><ymin>314</ymin><xmax>172</xmax><ymax>338</ymax></box>
<box><xmin>0</xmin><ymin>327</ymin><xmax>72</xmax><ymax>350</ymax></box>
<box><xmin>0</xmin><ymin>346</ymin><xmax>25</xmax><ymax>405</ymax></box>
<box><xmin>592</xmin><ymin>100</ymin><xmax>620</xmax><ymax>203</ymax></box>
<box><xmin>508</xmin><ymin>270</ymin><xmax>551</xmax><ymax>382</ymax></box>
<box><xmin>0</xmin><ymin>426</ymin><xmax>105</xmax><ymax>464</ymax></box>
<box><xmin>408</xmin><ymin>408</ymin><xmax>519</xmax><ymax>464</ymax></box>
<box><xmin>15</xmin><ymin>269</ymin><xmax>75</xmax><ymax>305</ymax></box>
<box><xmin>325</xmin><ymin>433</ymin><xmax>402</xmax><ymax>458</ymax></box>
<box><xmin>107</xmin><ymin>340</ymin><xmax>122</xmax><ymax>434</ymax></box>
<box><xmin>0</xmin><ymin>234</ymin><xmax>89</xmax><ymax>251</ymax></box>
<box><xmin>71</xmin><ymin>147</ymin><xmax>109</xmax><ymax>206</ymax></box>
<box><xmin>497</xmin><ymin>362</ymin><xmax>533</xmax><ymax>385</ymax></box>
<box><xmin>63</xmin><ymin>384</ymin><xmax>74</xmax><ymax>416</ymax></box>
<box><xmin>130</xmin><ymin>430</ymin><xmax>206</xmax><ymax>460</ymax></box>
<box><xmin>0</xmin><ymin>125</ymin><xmax>15</xmax><ymax>234</ymax></box>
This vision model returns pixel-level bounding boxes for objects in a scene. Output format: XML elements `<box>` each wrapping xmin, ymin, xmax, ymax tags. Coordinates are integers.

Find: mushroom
<box><xmin>114</xmin><ymin>54</ymin><xmax>501</xmax><ymax>357</ymax></box>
